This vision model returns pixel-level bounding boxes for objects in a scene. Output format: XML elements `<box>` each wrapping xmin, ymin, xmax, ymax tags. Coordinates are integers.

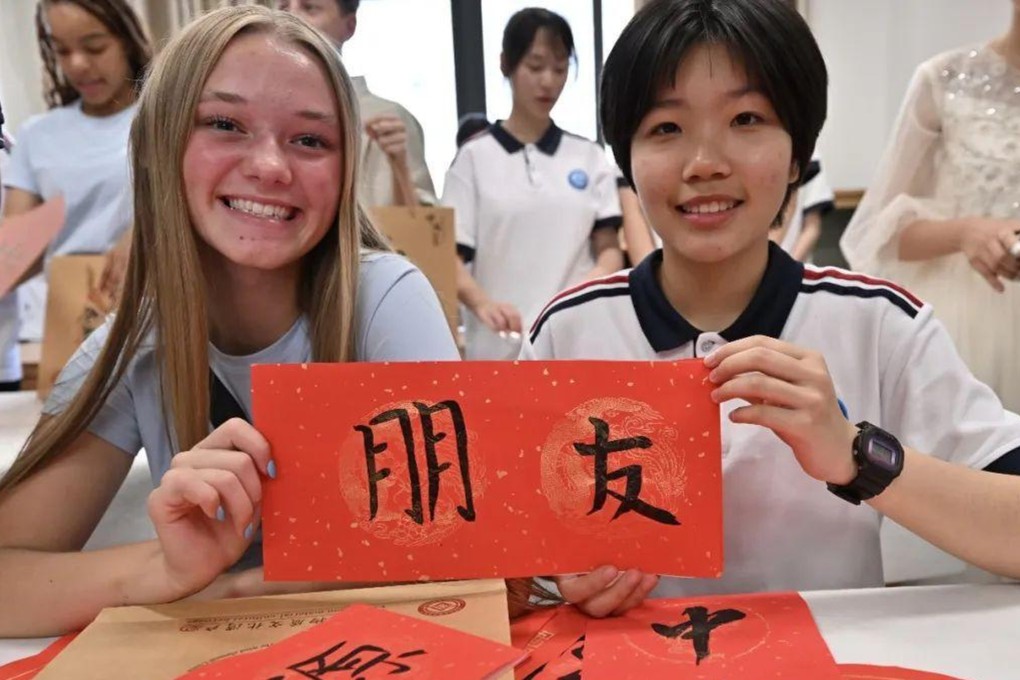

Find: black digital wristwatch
<box><xmin>827</xmin><ymin>421</ymin><xmax>904</xmax><ymax>505</ymax></box>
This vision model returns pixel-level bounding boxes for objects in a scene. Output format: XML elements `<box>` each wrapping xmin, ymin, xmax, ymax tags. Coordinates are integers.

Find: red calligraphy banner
<box><xmin>252</xmin><ymin>360</ymin><xmax>722</xmax><ymax>582</ymax></box>
<box><xmin>176</xmin><ymin>604</ymin><xmax>525</xmax><ymax>679</ymax></box>
<box><xmin>583</xmin><ymin>592</ymin><xmax>842</xmax><ymax>679</ymax></box>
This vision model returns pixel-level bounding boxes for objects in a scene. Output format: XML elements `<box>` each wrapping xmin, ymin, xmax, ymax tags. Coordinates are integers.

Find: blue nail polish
<box><xmin>215</xmin><ymin>506</ymin><xmax>226</xmax><ymax>522</ymax></box>
<box><xmin>267</xmin><ymin>460</ymin><xmax>278</xmax><ymax>479</ymax></box>
<box><xmin>244</xmin><ymin>523</ymin><xmax>254</xmax><ymax>540</ymax></box>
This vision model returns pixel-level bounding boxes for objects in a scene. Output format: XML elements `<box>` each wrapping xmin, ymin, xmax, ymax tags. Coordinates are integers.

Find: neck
<box><xmin>658</xmin><ymin>243</ymin><xmax>769</xmax><ymax>333</ymax></box>
<box><xmin>202</xmin><ymin>253</ymin><xmax>303</xmax><ymax>355</ymax></box>
<box><xmin>80</xmin><ymin>87</ymin><xmax>136</xmax><ymax>118</ymax></box>
<box><xmin>503</xmin><ymin>106</ymin><xmax>551</xmax><ymax>144</ymax></box>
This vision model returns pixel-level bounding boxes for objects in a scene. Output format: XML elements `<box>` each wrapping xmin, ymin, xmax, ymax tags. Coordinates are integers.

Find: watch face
<box><xmin>867</xmin><ymin>438</ymin><xmax>900</xmax><ymax>471</ymax></box>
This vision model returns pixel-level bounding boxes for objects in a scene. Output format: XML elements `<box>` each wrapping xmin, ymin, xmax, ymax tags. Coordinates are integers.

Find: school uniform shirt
<box><xmin>778</xmin><ymin>156</ymin><xmax>835</xmax><ymax>259</ymax></box>
<box><xmin>43</xmin><ymin>253</ymin><xmax>459</xmax><ymax>568</ymax></box>
<box><xmin>443</xmin><ymin>121</ymin><xmax>622</xmax><ymax>360</ymax></box>
<box><xmin>3</xmin><ymin>100</ymin><xmax>135</xmax><ymax>341</ymax></box>
<box><xmin>521</xmin><ymin>242</ymin><xmax>1020</xmax><ymax>596</ymax></box>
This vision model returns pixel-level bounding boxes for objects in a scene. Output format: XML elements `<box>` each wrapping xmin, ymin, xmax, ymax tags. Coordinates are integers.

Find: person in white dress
<box><xmin>841</xmin><ymin>26</ymin><xmax>1020</xmax><ymax>412</ymax></box>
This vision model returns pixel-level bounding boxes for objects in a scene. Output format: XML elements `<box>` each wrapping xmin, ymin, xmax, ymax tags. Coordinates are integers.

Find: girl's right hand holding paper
<box><xmin>147</xmin><ymin>418</ymin><xmax>275</xmax><ymax>599</ymax></box>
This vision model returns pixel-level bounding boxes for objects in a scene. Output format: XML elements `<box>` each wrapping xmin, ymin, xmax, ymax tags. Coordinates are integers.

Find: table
<box><xmin>1</xmin><ymin>584</ymin><xmax>1018</xmax><ymax>677</ymax></box>
<box><xmin>0</xmin><ymin>391</ymin><xmax>156</xmax><ymax>551</ymax></box>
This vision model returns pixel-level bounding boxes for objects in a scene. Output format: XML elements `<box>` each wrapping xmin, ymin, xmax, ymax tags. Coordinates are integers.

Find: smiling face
<box><xmin>46</xmin><ymin>1</ymin><xmax>135</xmax><ymax>115</ymax></box>
<box><xmin>630</xmin><ymin>43</ymin><xmax>798</xmax><ymax>264</ymax></box>
<box><xmin>181</xmin><ymin>31</ymin><xmax>343</xmax><ymax>278</ymax></box>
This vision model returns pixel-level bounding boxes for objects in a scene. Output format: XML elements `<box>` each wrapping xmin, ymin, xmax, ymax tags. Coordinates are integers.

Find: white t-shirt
<box><xmin>442</xmin><ymin>121</ymin><xmax>622</xmax><ymax>360</ymax></box>
<box><xmin>44</xmin><ymin>252</ymin><xmax>458</xmax><ymax>475</ymax></box>
<box><xmin>3</xmin><ymin>100</ymin><xmax>135</xmax><ymax>341</ymax></box>
<box><xmin>0</xmin><ymin>145</ymin><xmax>19</xmax><ymax>382</ymax></box>
<box><xmin>522</xmin><ymin>243</ymin><xmax>1020</xmax><ymax>596</ymax></box>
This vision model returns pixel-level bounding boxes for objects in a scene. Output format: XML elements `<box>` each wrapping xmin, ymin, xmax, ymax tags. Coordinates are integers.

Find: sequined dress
<box><xmin>841</xmin><ymin>46</ymin><xmax>1020</xmax><ymax>412</ymax></box>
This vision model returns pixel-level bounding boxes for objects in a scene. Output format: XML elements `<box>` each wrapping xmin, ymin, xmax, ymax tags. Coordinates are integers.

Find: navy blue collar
<box><xmin>489</xmin><ymin>120</ymin><xmax>563</xmax><ymax>155</ymax></box>
<box><xmin>628</xmin><ymin>242</ymin><xmax>804</xmax><ymax>352</ymax></box>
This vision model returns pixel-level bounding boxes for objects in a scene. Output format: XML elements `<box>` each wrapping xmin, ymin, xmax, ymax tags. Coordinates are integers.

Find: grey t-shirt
<box><xmin>45</xmin><ymin>252</ymin><xmax>460</xmax><ymax>485</ymax></box>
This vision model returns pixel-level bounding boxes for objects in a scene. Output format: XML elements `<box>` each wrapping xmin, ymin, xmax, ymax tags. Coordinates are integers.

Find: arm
<box><xmin>898</xmin><ymin>217</ymin><xmax>1020</xmax><ymax>291</ymax></box>
<box><xmin>0</xmin><ymin>430</ymin><xmax>174</xmax><ymax>635</ymax></box>
<box><xmin>706</xmin><ymin>330</ymin><xmax>1020</xmax><ymax>581</ymax></box>
<box><xmin>456</xmin><ymin>257</ymin><xmax>521</xmax><ymax>334</ymax></box>
<box><xmin>839</xmin><ymin>61</ymin><xmax>943</xmax><ymax>275</ymax></box>
<box><xmin>790</xmin><ymin>211</ymin><xmax>822</xmax><ymax>262</ymax></box>
<box><xmin>1</xmin><ymin>187</ymin><xmax>45</xmax><ymax>286</ymax></box>
<box><xmin>619</xmin><ymin>185</ymin><xmax>656</xmax><ymax>264</ymax></box>
<box><xmin>585</xmin><ymin>227</ymin><xmax>624</xmax><ymax>280</ymax></box>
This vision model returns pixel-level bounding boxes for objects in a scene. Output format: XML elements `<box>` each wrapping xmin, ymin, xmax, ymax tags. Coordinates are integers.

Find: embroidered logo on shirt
<box><xmin>568</xmin><ymin>169</ymin><xmax>589</xmax><ymax>190</ymax></box>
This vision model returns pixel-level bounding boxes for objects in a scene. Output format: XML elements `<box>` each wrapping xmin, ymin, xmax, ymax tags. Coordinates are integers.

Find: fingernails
<box><xmin>704</xmin><ymin>351</ymin><xmax>719</xmax><ymax>367</ymax></box>
<box><xmin>267</xmin><ymin>460</ymin><xmax>277</xmax><ymax>479</ymax></box>
<box><xmin>215</xmin><ymin>506</ymin><xmax>226</xmax><ymax>522</ymax></box>
<box><xmin>600</xmin><ymin>565</ymin><xmax>619</xmax><ymax>581</ymax></box>
<box><xmin>244</xmin><ymin>523</ymin><xmax>254</xmax><ymax>540</ymax></box>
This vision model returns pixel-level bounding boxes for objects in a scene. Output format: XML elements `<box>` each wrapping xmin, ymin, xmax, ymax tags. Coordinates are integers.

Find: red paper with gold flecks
<box><xmin>252</xmin><ymin>360</ymin><xmax>722</xmax><ymax>582</ymax></box>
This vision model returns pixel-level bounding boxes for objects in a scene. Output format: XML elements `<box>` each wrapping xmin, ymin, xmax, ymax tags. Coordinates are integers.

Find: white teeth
<box><xmin>682</xmin><ymin>200</ymin><xmax>737</xmax><ymax>214</ymax></box>
<box><xmin>226</xmin><ymin>198</ymin><xmax>295</xmax><ymax>220</ymax></box>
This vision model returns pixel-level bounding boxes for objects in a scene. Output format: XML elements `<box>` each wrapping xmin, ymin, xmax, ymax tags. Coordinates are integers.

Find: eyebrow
<box><xmin>651</xmin><ymin>85</ymin><xmax>763</xmax><ymax>109</ymax></box>
<box><xmin>200</xmin><ymin>90</ymin><xmax>336</xmax><ymax>121</ymax></box>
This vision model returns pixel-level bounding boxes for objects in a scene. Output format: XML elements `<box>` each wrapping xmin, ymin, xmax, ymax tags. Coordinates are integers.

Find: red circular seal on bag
<box><xmin>418</xmin><ymin>598</ymin><xmax>467</xmax><ymax>617</ymax></box>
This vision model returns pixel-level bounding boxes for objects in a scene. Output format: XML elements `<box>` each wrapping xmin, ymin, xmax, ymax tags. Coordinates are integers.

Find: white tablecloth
<box><xmin>0</xmin><ymin>391</ymin><xmax>156</xmax><ymax>551</ymax></box>
<box><xmin>1</xmin><ymin>584</ymin><xmax>1018</xmax><ymax>677</ymax></box>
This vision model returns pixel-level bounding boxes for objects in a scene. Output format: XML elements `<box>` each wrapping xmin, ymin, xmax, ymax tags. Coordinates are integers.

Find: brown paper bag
<box><xmin>36</xmin><ymin>255</ymin><xmax>112</xmax><ymax>398</ymax></box>
<box><xmin>36</xmin><ymin>579</ymin><xmax>512</xmax><ymax>680</ymax></box>
<box><xmin>369</xmin><ymin>206</ymin><xmax>458</xmax><ymax>334</ymax></box>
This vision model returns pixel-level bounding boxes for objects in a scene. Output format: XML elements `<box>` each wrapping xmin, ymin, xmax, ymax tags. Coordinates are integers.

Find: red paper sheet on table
<box><xmin>512</xmin><ymin>606</ymin><xmax>588</xmax><ymax>680</ymax></box>
<box><xmin>252</xmin><ymin>360</ymin><xmax>722</xmax><ymax>582</ymax></box>
<box><xmin>176</xmin><ymin>603</ymin><xmax>526</xmax><ymax>680</ymax></box>
<box><xmin>510</xmin><ymin>608</ymin><xmax>559</xmax><ymax>651</ymax></box>
<box><xmin>583</xmin><ymin>592</ymin><xmax>841</xmax><ymax>679</ymax></box>
<box><xmin>0</xmin><ymin>196</ymin><xmax>66</xmax><ymax>297</ymax></box>
<box><xmin>839</xmin><ymin>665</ymin><xmax>963</xmax><ymax>680</ymax></box>
<box><xmin>0</xmin><ymin>633</ymin><xmax>78</xmax><ymax>680</ymax></box>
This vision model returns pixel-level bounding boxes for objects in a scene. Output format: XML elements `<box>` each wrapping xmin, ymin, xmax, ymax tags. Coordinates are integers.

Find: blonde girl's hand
<box><xmin>705</xmin><ymin>336</ymin><xmax>859</xmax><ymax>486</ymax></box>
<box><xmin>147</xmin><ymin>418</ymin><xmax>276</xmax><ymax>599</ymax></box>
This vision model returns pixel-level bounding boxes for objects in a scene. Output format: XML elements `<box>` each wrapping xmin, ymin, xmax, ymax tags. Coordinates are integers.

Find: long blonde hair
<box><xmin>0</xmin><ymin>5</ymin><xmax>389</xmax><ymax>494</ymax></box>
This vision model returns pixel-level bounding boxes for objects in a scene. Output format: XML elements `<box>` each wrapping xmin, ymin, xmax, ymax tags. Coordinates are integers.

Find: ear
<box><xmin>344</xmin><ymin>13</ymin><xmax>357</xmax><ymax>42</ymax></box>
<box><xmin>788</xmin><ymin>158</ymin><xmax>800</xmax><ymax>185</ymax></box>
<box><xmin>500</xmin><ymin>52</ymin><xmax>510</xmax><ymax>77</ymax></box>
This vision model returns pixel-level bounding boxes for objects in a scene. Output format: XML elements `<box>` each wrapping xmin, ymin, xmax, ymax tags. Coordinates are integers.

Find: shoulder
<box><xmin>447</xmin><ymin>131</ymin><xmax>494</xmax><ymax>169</ymax></box>
<box><xmin>529</xmin><ymin>269</ymin><xmax>633</xmax><ymax>344</ymax></box>
<box><xmin>800</xmin><ymin>263</ymin><xmax>926</xmax><ymax>320</ymax></box>
<box><xmin>12</xmin><ymin>108</ymin><xmax>63</xmax><ymax>144</ymax></box>
<box><xmin>919</xmin><ymin>46</ymin><xmax>988</xmax><ymax>85</ymax></box>
<box><xmin>359</xmin><ymin>250</ymin><xmax>418</xmax><ymax>283</ymax></box>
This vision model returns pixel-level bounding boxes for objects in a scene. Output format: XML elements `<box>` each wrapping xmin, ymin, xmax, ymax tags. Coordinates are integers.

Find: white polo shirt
<box><xmin>442</xmin><ymin>121</ymin><xmax>621</xmax><ymax>360</ymax></box>
<box><xmin>521</xmin><ymin>243</ymin><xmax>1020</xmax><ymax>596</ymax></box>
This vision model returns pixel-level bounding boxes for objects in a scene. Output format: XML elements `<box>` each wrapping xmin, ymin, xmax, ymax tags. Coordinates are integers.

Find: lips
<box><xmin>679</xmin><ymin>199</ymin><xmax>741</xmax><ymax>215</ymax></box>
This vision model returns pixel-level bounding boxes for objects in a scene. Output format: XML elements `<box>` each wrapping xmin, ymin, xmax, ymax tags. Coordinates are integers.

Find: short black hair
<box><xmin>501</xmin><ymin>7</ymin><xmax>576</xmax><ymax>76</ymax></box>
<box><xmin>456</xmin><ymin>112</ymin><xmax>490</xmax><ymax>148</ymax></box>
<box><xmin>337</xmin><ymin>0</ymin><xmax>358</xmax><ymax>15</ymax></box>
<box><xmin>602</xmin><ymin>0</ymin><xmax>827</xmax><ymax>196</ymax></box>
